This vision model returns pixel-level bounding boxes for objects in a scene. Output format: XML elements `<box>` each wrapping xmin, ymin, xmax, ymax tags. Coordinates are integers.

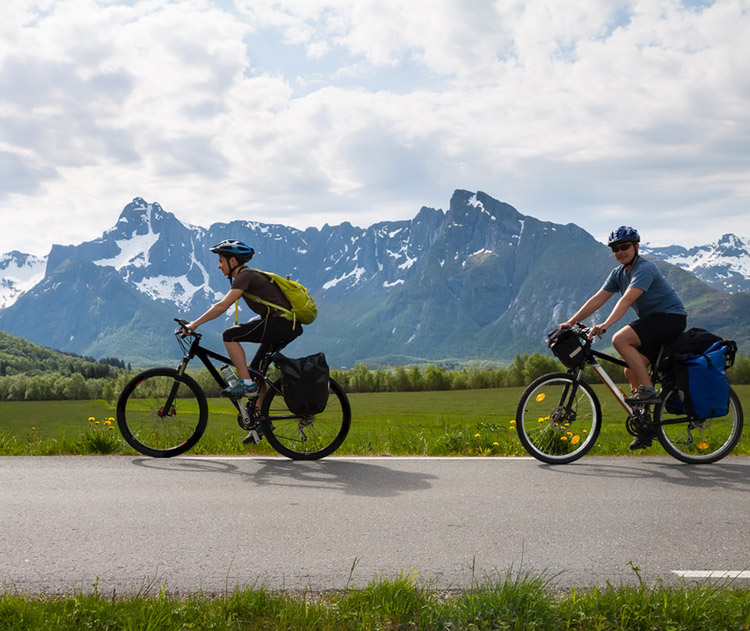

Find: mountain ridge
<box><xmin>1</xmin><ymin>191</ymin><xmax>748</xmax><ymax>366</ymax></box>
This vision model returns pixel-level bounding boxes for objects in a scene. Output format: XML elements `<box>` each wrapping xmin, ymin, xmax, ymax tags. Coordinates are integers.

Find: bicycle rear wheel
<box><xmin>260</xmin><ymin>377</ymin><xmax>351</xmax><ymax>460</ymax></box>
<box><xmin>515</xmin><ymin>372</ymin><xmax>601</xmax><ymax>464</ymax></box>
<box><xmin>655</xmin><ymin>386</ymin><xmax>743</xmax><ymax>464</ymax></box>
<box><xmin>117</xmin><ymin>368</ymin><xmax>208</xmax><ymax>458</ymax></box>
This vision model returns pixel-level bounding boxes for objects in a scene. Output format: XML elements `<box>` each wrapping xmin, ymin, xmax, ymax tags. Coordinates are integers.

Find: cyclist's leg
<box><xmin>247</xmin><ymin>318</ymin><xmax>303</xmax><ymax>408</ymax></box>
<box><xmin>622</xmin><ymin>314</ymin><xmax>687</xmax><ymax>390</ymax></box>
<box><xmin>224</xmin><ymin>319</ymin><xmax>268</xmax><ymax>380</ymax></box>
<box><xmin>614</xmin><ymin>325</ymin><xmax>652</xmax><ymax>389</ymax></box>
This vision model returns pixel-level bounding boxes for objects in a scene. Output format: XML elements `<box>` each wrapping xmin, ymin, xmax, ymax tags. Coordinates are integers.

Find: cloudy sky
<box><xmin>2</xmin><ymin>0</ymin><xmax>749</xmax><ymax>256</ymax></box>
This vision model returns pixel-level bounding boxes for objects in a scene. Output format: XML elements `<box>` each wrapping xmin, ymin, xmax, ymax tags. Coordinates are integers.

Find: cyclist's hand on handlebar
<box><xmin>174</xmin><ymin>318</ymin><xmax>195</xmax><ymax>338</ymax></box>
<box><xmin>588</xmin><ymin>324</ymin><xmax>607</xmax><ymax>340</ymax></box>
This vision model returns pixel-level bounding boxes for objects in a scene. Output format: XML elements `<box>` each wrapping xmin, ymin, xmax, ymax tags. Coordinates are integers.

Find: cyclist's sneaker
<box><xmin>629</xmin><ymin>432</ymin><xmax>654</xmax><ymax>450</ymax></box>
<box><xmin>625</xmin><ymin>386</ymin><xmax>660</xmax><ymax>404</ymax></box>
<box><xmin>221</xmin><ymin>381</ymin><xmax>258</xmax><ymax>399</ymax></box>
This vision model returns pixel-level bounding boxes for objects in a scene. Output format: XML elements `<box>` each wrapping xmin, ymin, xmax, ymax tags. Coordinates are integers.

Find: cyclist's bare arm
<box><xmin>590</xmin><ymin>287</ymin><xmax>643</xmax><ymax>338</ymax></box>
<box><xmin>184</xmin><ymin>288</ymin><xmax>244</xmax><ymax>334</ymax></box>
<box><xmin>561</xmin><ymin>289</ymin><xmax>613</xmax><ymax>329</ymax></box>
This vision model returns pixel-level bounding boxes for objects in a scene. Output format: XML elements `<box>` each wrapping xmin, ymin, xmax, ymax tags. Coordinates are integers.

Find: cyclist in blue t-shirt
<box><xmin>560</xmin><ymin>226</ymin><xmax>687</xmax><ymax>412</ymax></box>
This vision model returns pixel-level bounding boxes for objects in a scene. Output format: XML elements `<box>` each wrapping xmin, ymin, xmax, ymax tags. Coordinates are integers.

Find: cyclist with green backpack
<box><xmin>183</xmin><ymin>239</ymin><xmax>304</xmax><ymax>399</ymax></box>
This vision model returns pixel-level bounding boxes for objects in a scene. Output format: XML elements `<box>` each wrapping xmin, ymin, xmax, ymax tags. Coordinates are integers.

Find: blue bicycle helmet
<box><xmin>607</xmin><ymin>226</ymin><xmax>640</xmax><ymax>247</ymax></box>
<box><xmin>210</xmin><ymin>239</ymin><xmax>255</xmax><ymax>262</ymax></box>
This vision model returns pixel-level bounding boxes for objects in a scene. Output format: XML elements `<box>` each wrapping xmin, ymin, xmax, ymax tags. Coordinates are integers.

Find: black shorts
<box><xmin>629</xmin><ymin>313</ymin><xmax>687</xmax><ymax>364</ymax></box>
<box><xmin>223</xmin><ymin>317</ymin><xmax>302</xmax><ymax>369</ymax></box>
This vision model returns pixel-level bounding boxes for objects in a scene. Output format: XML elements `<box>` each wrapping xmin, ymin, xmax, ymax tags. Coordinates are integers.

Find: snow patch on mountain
<box><xmin>0</xmin><ymin>252</ymin><xmax>47</xmax><ymax>309</ymax></box>
<box><xmin>135</xmin><ymin>274</ymin><xmax>204</xmax><ymax>309</ymax></box>
<box><xmin>642</xmin><ymin>234</ymin><xmax>750</xmax><ymax>293</ymax></box>
<box><xmin>93</xmin><ymin>230</ymin><xmax>160</xmax><ymax>271</ymax></box>
<box><xmin>323</xmin><ymin>266</ymin><xmax>366</xmax><ymax>290</ymax></box>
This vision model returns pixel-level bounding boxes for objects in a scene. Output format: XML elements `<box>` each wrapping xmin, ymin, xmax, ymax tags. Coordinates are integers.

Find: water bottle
<box><xmin>220</xmin><ymin>363</ymin><xmax>238</xmax><ymax>388</ymax></box>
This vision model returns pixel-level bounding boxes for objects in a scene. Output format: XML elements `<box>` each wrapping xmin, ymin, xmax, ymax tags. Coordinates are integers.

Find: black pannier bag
<box><xmin>274</xmin><ymin>352</ymin><xmax>330</xmax><ymax>416</ymax></box>
<box><xmin>546</xmin><ymin>327</ymin><xmax>586</xmax><ymax>368</ymax></box>
<box><xmin>663</xmin><ymin>327</ymin><xmax>722</xmax><ymax>364</ymax></box>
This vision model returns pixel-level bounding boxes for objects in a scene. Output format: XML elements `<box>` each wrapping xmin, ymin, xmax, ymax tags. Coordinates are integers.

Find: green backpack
<box><xmin>243</xmin><ymin>270</ymin><xmax>318</xmax><ymax>327</ymax></box>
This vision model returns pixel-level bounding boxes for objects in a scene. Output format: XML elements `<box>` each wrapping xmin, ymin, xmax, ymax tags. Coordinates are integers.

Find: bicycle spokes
<box><xmin>516</xmin><ymin>373</ymin><xmax>601</xmax><ymax>464</ymax></box>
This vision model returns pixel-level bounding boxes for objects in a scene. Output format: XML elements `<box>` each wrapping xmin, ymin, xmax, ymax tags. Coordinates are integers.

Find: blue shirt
<box><xmin>602</xmin><ymin>256</ymin><xmax>686</xmax><ymax>319</ymax></box>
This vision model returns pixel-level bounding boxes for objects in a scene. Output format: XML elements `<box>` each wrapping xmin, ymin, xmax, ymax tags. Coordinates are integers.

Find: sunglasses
<box><xmin>610</xmin><ymin>243</ymin><xmax>634</xmax><ymax>253</ymax></box>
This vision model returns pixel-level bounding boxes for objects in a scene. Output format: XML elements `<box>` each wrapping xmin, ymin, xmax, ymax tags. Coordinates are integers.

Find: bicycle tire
<box><xmin>117</xmin><ymin>368</ymin><xmax>208</xmax><ymax>458</ymax></box>
<box><xmin>260</xmin><ymin>377</ymin><xmax>351</xmax><ymax>460</ymax></box>
<box><xmin>515</xmin><ymin>372</ymin><xmax>602</xmax><ymax>464</ymax></box>
<box><xmin>655</xmin><ymin>386</ymin><xmax>744</xmax><ymax>464</ymax></box>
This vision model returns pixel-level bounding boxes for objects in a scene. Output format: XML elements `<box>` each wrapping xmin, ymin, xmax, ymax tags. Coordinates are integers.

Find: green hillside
<box><xmin>0</xmin><ymin>329</ymin><xmax>126</xmax><ymax>378</ymax></box>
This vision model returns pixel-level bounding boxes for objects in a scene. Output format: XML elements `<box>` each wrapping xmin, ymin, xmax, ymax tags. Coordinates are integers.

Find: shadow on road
<box><xmin>536</xmin><ymin>457</ymin><xmax>750</xmax><ymax>490</ymax></box>
<box><xmin>130</xmin><ymin>457</ymin><xmax>438</xmax><ymax>498</ymax></box>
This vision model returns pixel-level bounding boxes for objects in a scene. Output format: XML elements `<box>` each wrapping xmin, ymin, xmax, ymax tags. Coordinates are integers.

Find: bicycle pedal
<box><xmin>242</xmin><ymin>428</ymin><xmax>262</xmax><ymax>445</ymax></box>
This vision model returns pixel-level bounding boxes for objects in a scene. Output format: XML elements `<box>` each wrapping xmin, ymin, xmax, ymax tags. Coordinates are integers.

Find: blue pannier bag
<box><xmin>674</xmin><ymin>341</ymin><xmax>735</xmax><ymax>419</ymax></box>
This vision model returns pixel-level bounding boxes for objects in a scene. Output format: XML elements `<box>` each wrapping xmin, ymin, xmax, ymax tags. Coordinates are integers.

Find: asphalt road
<box><xmin>1</xmin><ymin>455</ymin><xmax>749</xmax><ymax>595</ymax></box>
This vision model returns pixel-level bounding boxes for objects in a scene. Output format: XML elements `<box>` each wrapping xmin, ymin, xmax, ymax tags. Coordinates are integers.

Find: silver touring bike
<box><xmin>515</xmin><ymin>324</ymin><xmax>743</xmax><ymax>464</ymax></box>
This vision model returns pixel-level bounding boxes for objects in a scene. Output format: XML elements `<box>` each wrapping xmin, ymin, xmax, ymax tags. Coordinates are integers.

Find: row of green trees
<box><xmin>2</xmin><ymin>351</ymin><xmax>749</xmax><ymax>401</ymax></box>
<box><xmin>330</xmin><ymin>352</ymin><xmax>750</xmax><ymax>393</ymax></box>
<box><xmin>0</xmin><ymin>372</ymin><xmax>136</xmax><ymax>402</ymax></box>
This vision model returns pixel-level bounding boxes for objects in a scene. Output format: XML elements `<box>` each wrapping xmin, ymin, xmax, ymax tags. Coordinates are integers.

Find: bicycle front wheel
<box><xmin>117</xmin><ymin>368</ymin><xmax>208</xmax><ymax>458</ymax></box>
<box><xmin>260</xmin><ymin>378</ymin><xmax>351</xmax><ymax>460</ymax></box>
<box><xmin>515</xmin><ymin>372</ymin><xmax>601</xmax><ymax>464</ymax></box>
<box><xmin>656</xmin><ymin>386</ymin><xmax>743</xmax><ymax>464</ymax></box>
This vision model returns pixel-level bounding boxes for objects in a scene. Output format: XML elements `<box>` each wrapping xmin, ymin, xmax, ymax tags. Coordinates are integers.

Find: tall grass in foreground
<box><xmin>2</xmin><ymin>568</ymin><xmax>749</xmax><ymax>630</ymax></box>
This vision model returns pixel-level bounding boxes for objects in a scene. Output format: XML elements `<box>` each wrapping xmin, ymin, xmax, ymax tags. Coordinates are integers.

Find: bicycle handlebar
<box><xmin>174</xmin><ymin>318</ymin><xmax>198</xmax><ymax>339</ymax></box>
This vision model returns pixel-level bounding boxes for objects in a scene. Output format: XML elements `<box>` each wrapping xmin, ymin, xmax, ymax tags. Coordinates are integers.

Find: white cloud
<box><xmin>0</xmin><ymin>0</ymin><xmax>749</xmax><ymax>256</ymax></box>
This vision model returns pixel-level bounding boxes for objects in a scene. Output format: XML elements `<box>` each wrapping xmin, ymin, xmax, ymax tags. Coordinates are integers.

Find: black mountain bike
<box><xmin>117</xmin><ymin>319</ymin><xmax>351</xmax><ymax>460</ymax></box>
<box><xmin>515</xmin><ymin>324</ymin><xmax>743</xmax><ymax>464</ymax></box>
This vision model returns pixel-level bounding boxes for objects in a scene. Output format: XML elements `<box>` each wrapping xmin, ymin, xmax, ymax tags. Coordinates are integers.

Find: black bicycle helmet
<box><xmin>209</xmin><ymin>239</ymin><xmax>255</xmax><ymax>262</ymax></box>
<box><xmin>607</xmin><ymin>226</ymin><xmax>640</xmax><ymax>247</ymax></box>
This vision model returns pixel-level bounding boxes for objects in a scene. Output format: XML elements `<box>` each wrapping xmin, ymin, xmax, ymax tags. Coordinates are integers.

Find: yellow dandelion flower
<box><xmin>697</xmin><ymin>442</ymin><xmax>709</xmax><ymax>450</ymax></box>
<box><xmin>88</xmin><ymin>417</ymin><xmax>96</xmax><ymax>422</ymax></box>
<box><xmin>493</xmin><ymin>442</ymin><xmax>499</xmax><ymax>447</ymax></box>
<box><xmin>474</xmin><ymin>433</ymin><xmax>481</xmax><ymax>438</ymax></box>
<box><xmin>538</xmin><ymin>417</ymin><xmax>546</xmax><ymax>423</ymax></box>
<box><xmin>104</xmin><ymin>420</ymin><xmax>112</xmax><ymax>426</ymax></box>
<box><xmin>560</xmin><ymin>436</ymin><xmax>568</xmax><ymax>441</ymax></box>
<box><xmin>94</xmin><ymin>421</ymin><xmax>100</xmax><ymax>425</ymax></box>
<box><xmin>566</xmin><ymin>431</ymin><xmax>573</xmax><ymax>436</ymax></box>
<box><xmin>108</xmin><ymin>417</ymin><xmax>115</xmax><ymax>422</ymax></box>
<box><xmin>510</xmin><ymin>419</ymin><xmax>516</xmax><ymax>425</ymax></box>
<box><xmin>535</xmin><ymin>393</ymin><xmax>546</xmax><ymax>402</ymax></box>
<box><xmin>583</xmin><ymin>429</ymin><xmax>588</xmax><ymax>434</ymax></box>
<box><xmin>571</xmin><ymin>435</ymin><xmax>581</xmax><ymax>445</ymax></box>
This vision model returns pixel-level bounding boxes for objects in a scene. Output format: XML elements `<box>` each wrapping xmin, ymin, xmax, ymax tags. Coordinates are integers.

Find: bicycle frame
<box><xmin>584</xmin><ymin>349</ymin><xmax>635</xmax><ymax>417</ymax></box>
<box><xmin>173</xmin><ymin>327</ymin><xmax>277</xmax><ymax>441</ymax></box>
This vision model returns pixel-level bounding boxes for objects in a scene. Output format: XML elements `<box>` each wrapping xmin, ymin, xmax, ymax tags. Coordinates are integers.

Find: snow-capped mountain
<box><xmin>1</xmin><ymin>192</ymin><xmax>748</xmax><ymax>365</ymax></box>
<box><xmin>642</xmin><ymin>234</ymin><xmax>750</xmax><ymax>294</ymax></box>
<box><xmin>0</xmin><ymin>251</ymin><xmax>46</xmax><ymax>309</ymax></box>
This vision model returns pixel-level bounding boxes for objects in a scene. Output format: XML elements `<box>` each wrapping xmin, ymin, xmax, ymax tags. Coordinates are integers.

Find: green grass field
<box><xmin>1</xmin><ymin>385</ymin><xmax>749</xmax><ymax>457</ymax></box>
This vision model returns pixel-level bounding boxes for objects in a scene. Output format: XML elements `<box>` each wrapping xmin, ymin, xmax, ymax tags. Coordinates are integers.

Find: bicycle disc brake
<box><xmin>549</xmin><ymin>406</ymin><xmax>574</xmax><ymax>431</ymax></box>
